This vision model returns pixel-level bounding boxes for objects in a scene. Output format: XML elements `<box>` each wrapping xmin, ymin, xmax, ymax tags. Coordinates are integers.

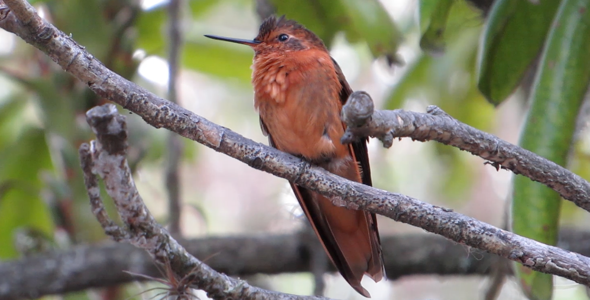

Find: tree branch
<box><xmin>165</xmin><ymin>0</ymin><xmax>184</xmax><ymax>235</ymax></box>
<box><xmin>79</xmin><ymin>105</ymin><xmax>322</xmax><ymax>300</ymax></box>
<box><xmin>341</xmin><ymin>91</ymin><xmax>590</xmax><ymax>213</ymax></box>
<box><xmin>1</xmin><ymin>229</ymin><xmax>590</xmax><ymax>300</ymax></box>
<box><xmin>2</xmin><ymin>0</ymin><xmax>590</xmax><ymax>292</ymax></box>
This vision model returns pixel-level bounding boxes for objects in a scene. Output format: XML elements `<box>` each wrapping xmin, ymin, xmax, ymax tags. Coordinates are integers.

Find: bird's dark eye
<box><xmin>278</xmin><ymin>34</ymin><xmax>289</xmax><ymax>42</ymax></box>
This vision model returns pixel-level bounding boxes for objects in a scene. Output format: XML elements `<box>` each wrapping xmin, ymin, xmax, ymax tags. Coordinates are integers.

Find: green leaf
<box><xmin>386</xmin><ymin>23</ymin><xmax>484</xmax><ymax>117</ymax></box>
<box><xmin>137</xmin><ymin>6</ymin><xmax>167</xmax><ymax>54</ymax></box>
<box><xmin>387</xmin><ymin>0</ymin><xmax>484</xmax><ymax>109</ymax></box>
<box><xmin>512</xmin><ymin>0</ymin><xmax>590</xmax><ymax>298</ymax></box>
<box><xmin>190</xmin><ymin>0</ymin><xmax>218</xmax><ymax>16</ymax></box>
<box><xmin>477</xmin><ymin>0</ymin><xmax>561</xmax><ymax>105</ymax></box>
<box><xmin>183</xmin><ymin>41</ymin><xmax>253</xmax><ymax>81</ymax></box>
<box><xmin>28</xmin><ymin>78</ymin><xmax>78</xmax><ymax>139</ymax></box>
<box><xmin>338</xmin><ymin>0</ymin><xmax>403</xmax><ymax>64</ymax></box>
<box><xmin>47</xmin><ymin>0</ymin><xmax>113</xmax><ymax>60</ymax></box>
<box><xmin>0</xmin><ymin>95</ymin><xmax>28</xmax><ymax>147</ymax></box>
<box><xmin>419</xmin><ymin>0</ymin><xmax>455</xmax><ymax>55</ymax></box>
<box><xmin>267</xmin><ymin>0</ymin><xmax>341</xmax><ymax>48</ymax></box>
<box><xmin>137</xmin><ymin>0</ymin><xmax>219</xmax><ymax>54</ymax></box>
<box><xmin>0</xmin><ymin>127</ymin><xmax>55</xmax><ymax>258</ymax></box>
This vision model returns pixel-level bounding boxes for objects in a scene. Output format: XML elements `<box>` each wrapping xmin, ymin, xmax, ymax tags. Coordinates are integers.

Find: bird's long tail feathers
<box><xmin>290</xmin><ymin>184</ymin><xmax>384</xmax><ymax>298</ymax></box>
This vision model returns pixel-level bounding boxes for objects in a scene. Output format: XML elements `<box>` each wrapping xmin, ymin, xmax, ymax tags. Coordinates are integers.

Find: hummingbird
<box><xmin>205</xmin><ymin>16</ymin><xmax>384</xmax><ymax>297</ymax></box>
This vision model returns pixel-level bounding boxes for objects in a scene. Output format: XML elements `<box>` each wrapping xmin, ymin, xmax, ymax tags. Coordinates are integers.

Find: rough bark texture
<box><xmin>341</xmin><ymin>91</ymin><xmax>590</xmax><ymax>213</ymax></box>
<box><xmin>1</xmin><ymin>229</ymin><xmax>590</xmax><ymax>300</ymax></box>
<box><xmin>78</xmin><ymin>105</ymin><xmax>326</xmax><ymax>300</ymax></box>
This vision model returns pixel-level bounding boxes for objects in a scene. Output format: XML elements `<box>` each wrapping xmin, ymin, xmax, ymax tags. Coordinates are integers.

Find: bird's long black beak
<box><xmin>204</xmin><ymin>35</ymin><xmax>260</xmax><ymax>47</ymax></box>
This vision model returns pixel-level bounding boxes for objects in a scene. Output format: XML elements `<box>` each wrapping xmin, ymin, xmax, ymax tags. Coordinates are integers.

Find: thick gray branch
<box><xmin>341</xmin><ymin>91</ymin><xmax>590</xmax><ymax>213</ymax></box>
<box><xmin>1</xmin><ymin>229</ymin><xmax>590</xmax><ymax>300</ymax></box>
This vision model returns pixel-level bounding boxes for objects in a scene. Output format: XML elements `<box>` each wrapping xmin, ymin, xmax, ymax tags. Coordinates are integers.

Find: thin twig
<box><xmin>79</xmin><ymin>143</ymin><xmax>129</xmax><ymax>241</ymax></box>
<box><xmin>167</xmin><ymin>0</ymin><xmax>182</xmax><ymax>105</ymax></box>
<box><xmin>483</xmin><ymin>256</ymin><xmax>508</xmax><ymax>300</ymax></box>
<box><xmin>165</xmin><ymin>0</ymin><xmax>184</xmax><ymax>235</ymax></box>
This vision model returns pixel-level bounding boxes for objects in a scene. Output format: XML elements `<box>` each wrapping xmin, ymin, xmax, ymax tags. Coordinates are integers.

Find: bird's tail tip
<box><xmin>366</xmin><ymin>266</ymin><xmax>385</xmax><ymax>282</ymax></box>
<box><xmin>351</xmin><ymin>284</ymin><xmax>372</xmax><ymax>298</ymax></box>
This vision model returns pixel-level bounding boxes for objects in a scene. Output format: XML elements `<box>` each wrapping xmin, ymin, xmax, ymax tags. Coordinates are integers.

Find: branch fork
<box><xmin>79</xmin><ymin>104</ymin><xmax>328</xmax><ymax>300</ymax></box>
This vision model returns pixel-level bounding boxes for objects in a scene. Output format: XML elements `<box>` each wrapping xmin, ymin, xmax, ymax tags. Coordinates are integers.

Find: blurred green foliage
<box><xmin>268</xmin><ymin>0</ymin><xmax>402</xmax><ymax>64</ymax></box>
<box><xmin>477</xmin><ymin>0</ymin><xmax>561</xmax><ymax>105</ymax></box>
<box><xmin>0</xmin><ymin>126</ymin><xmax>54</xmax><ymax>258</ymax></box>
<box><xmin>419</xmin><ymin>0</ymin><xmax>454</xmax><ymax>54</ymax></box>
<box><xmin>412</xmin><ymin>1</ymin><xmax>590</xmax><ymax>297</ymax></box>
<box><xmin>390</xmin><ymin>0</ymin><xmax>492</xmax><ymax>202</ymax></box>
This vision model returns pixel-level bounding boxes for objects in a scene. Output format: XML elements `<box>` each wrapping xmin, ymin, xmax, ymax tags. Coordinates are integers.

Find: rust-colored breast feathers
<box><xmin>252</xmin><ymin>52</ymin><xmax>289</xmax><ymax>104</ymax></box>
<box><xmin>252</xmin><ymin>49</ymin><xmax>348</xmax><ymax>162</ymax></box>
